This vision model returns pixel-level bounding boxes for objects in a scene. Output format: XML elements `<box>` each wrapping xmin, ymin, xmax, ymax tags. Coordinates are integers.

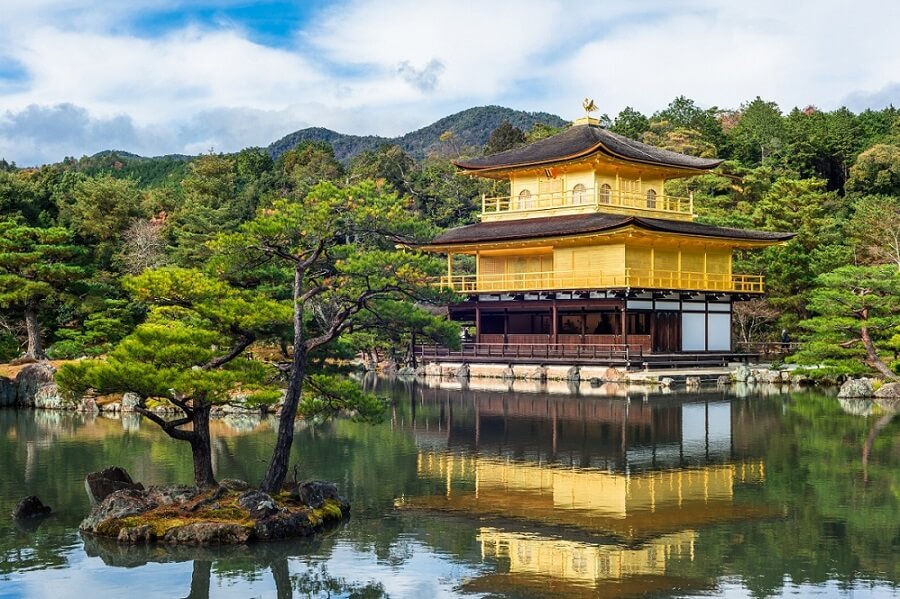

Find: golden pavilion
<box><xmin>420</xmin><ymin>111</ymin><xmax>793</xmax><ymax>364</ymax></box>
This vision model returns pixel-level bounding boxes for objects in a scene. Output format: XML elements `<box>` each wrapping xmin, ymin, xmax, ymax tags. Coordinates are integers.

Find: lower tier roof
<box><xmin>423</xmin><ymin>213</ymin><xmax>794</xmax><ymax>248</ymax></box>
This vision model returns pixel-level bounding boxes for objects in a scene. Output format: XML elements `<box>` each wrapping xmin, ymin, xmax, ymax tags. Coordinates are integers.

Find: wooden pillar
<box><xmin>580</xmin><ymin>306</ymin><xmax>586</xmax><ymax>342</ymax></box>
<box><xmin>621</xmin><ymin>302</ymin><xmax>629</xmax><ymax>353</ymax></box>
<box><xmin>551</xmin><ymin>300</ymin><xmax>558</xmax><ymax>345</ymax></box>
<box><xmin>503</xmin><ymin>307</ymin><xmax>508</xmax><ymax>346</ymax></box>
<box><xmin>447</xmin><ymin>253</ymin><xmax>453</xmax><ymax>288</ymax></box>
<box><xmin>475</xmin><ymin>305</ymin><xmax>481</xmax><ymax>345</ymax></box>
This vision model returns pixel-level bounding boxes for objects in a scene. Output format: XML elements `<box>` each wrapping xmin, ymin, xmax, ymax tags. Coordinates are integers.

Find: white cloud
<box><xmin>0</xmin><ymin>0</ymin><xmax>898</xmax><ymax>165</ymax></box>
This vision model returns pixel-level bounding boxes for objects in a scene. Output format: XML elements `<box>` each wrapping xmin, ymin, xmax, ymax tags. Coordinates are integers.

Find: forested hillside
<box><xmin>0</xmin><ymin>95</ymin><xmax>898</xmax><ymax>377</ymax></box>
<box><xmin>266</xmin><ymin>105</ymin><xmax>568</xmax><ymax>161</ymax></box>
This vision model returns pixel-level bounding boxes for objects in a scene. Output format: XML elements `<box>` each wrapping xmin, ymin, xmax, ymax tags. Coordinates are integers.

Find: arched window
<box><xmin>598</xmin><ymin>183</ymin><xmax>612</xmax><ymax>204</ymax></box>
<box><xmin>646</xmin><ymin>188</ymin><xmax>657</xmax><ymax>209</ymax></box>
<box><xmin>518</xmin><ymin>189</ymin><xmax>533</xmax><ymax>209</ymax></box>
<box><xmin>572</xmin><ymin>183</ymin><xmax>587</xmax><ymax>205</ymax></box>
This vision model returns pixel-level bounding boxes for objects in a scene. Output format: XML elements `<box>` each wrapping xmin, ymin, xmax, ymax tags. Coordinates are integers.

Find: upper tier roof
<box><xmin>424</xmin><ymin>213</ymin><xmax>794</xmax><ymax>247</ymax></box>
<box><xmin>454</xmin><ymin>122</ymin><xmax>723</xmax><ymax>173</ymax></box>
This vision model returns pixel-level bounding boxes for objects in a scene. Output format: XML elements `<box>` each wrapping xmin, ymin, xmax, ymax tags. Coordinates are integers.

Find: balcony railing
<box><xmin>481</xmin><ymin>188</ymin><xmax>693</xmax><ymax>218</ymax></box>
<box><xmin>437</xmin><ymin>268</ymin><xmax>764</xmax><ymax>294</ymax></box>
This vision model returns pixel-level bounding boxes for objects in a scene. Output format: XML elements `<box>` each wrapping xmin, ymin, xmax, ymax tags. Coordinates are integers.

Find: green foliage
<box><xmin>610</xmin><ymin>106</ymin><xmax>650</xmax><ymax>139</ymax></box>
<box><xmin>168</xmin><ymin>153</ymin><xmax>241</xmax><ymax>266</ymax></box>
<box><xmin>641</xmin><ymin>121</ymin><xmax>717</xmax><ymax>157</ymax></box>
<box><xmin>57</xmin><ymin>174</ymin><xmax>142</xmax><ymax>242</ymax></box>
<box><xmin>847</xmin><ymin>194</ymin><xmax>900</xmax><ymax>267</ymax></box>
<box><xmin>57</xmin><ymin>268</ymin><xmax>286</xmax><ymax>405</ymax></box>
<box><xmin>728</xmin><ymin>97</ymin><xmax>786</xmax><ymax>165</ymax></box>
<box><xmin>653</xmin><ymin>95</ymin><xmax>725</xmax><ymax>149</ymax></box>
<box><xmin>846</xmin><ymin>144</ymin><xmax>900</xmax><ymax>196</ymax></box>
<box><xmin>348</xmin><ymin>144</ymin><xmax>417</xmax><ymax>196</ymax></box>
<box><xmin>485</xmin><ymin>121</ymin><xmax>526</xmax><ymax>154</ymax></box>
<box><xmin>277</xmin><ymin>141</ymin><xmax>344</xmax><ymax>197</ymax></box>
<box><xmin>47</xmin><ymin>299</ymin><xmax>142</xmax><ymax>359</ymax></box>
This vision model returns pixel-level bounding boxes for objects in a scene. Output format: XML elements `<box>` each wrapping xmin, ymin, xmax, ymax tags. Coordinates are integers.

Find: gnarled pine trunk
<box><xmin>190</xmin><ymin>402</ymin><xmax>217</xmax><ymax>488</ymax></box>
<box><xmin>23</xmin><ymin>301</ymin><xmax>44</xmax><ymax>360</ymax></box>
<box><xmin>261</xmin><ymin>264</ymin><xmax>306</xmax><ymax>493</ymax></box>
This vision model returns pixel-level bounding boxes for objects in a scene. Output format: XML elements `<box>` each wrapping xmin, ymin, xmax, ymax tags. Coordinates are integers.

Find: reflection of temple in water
<box><xmin>385</xmin><ymin>381</ymin><xmax>760</xmax><ymax>472</ymax></box>
<box><xmin>387</xmin><ymin>381</ymin><xmax>774</xmax><ymax>596</ymax></box>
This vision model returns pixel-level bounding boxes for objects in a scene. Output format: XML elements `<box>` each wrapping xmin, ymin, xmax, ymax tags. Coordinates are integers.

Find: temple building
<box><xmin>419</xmin><ymin>112</ymin><xmax>793</xmax><ymax>365</ymax></box>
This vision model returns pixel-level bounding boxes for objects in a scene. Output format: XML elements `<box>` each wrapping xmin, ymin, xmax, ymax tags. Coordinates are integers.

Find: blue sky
<box><xmin>0</xmin><ymin>0</ymin><xmax>898</xmax><ymax>165</ymax></box>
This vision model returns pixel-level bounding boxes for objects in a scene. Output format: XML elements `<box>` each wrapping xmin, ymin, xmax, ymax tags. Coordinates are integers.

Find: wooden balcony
<box><xmin>481</xmin><ymin>188</ymin><xmax>694</xmax><ymax>222</ymax></box>
<box><xmin>437</xmin><ymin>268</ymin><xmax>764</xmax><ymax>294</ymax></box>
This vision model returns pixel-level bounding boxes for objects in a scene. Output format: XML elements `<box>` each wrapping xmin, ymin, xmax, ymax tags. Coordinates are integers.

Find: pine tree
<box><xmin>0</xmin><ymin>222</ymin><xmax>86</xmax><ymax>359</ymax></box>
<box><xmin>792</xmin><ymin>265</ymin><xmax>900</xmax><ymax>380</ymax></box>
<box><xmin>211</xmin><ymin>180</ymin><xmax>446</xmax><ymax>493</ymax></box>
<box><xmin>57</xmin><ymin>268</ymin><xmax>288</xmax><ymax>487</ymax></box>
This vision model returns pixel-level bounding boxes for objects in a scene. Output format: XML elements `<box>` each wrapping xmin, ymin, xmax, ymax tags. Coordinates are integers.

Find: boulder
<box><xmin>601</xmin><ymin>367</ymin><xmax>625</xmax><ymax>382</ymax></box>
<box><xmin>501</xmin><ymin>366</ymin><xmax>516</xmax><ymax>381</ymax></box>
<box><xmin>838</xmin><ymin>378</ymin><xmax>874</xmax><ymax>398</ymax></box>
<box><xmin>237</xmin><ymin>490</ymin><xmax>278</xmax><ymax>519</ymax></box>
<box><xmin>218</xmin><ymin>479</ymin><xmax>250</xmax><ymax>492</ymax></box>
<box><xmin>525</xmin><ymin>366</ymin><xmax>547</xmax><ymax>381</ymax></box>
<box><xmin>80</xmin><ymin>488</ymin><xmax>157</xmax><ymax>533</ymax></box>
<box><xmin>454</xmin><ymin>363</ymin><xmax>470</xmax><ymax>380</ymax></box>
<box><xmin>685</xmin><ymin>376</ymin><xmax>701</xmax><ymax>388</ymax></box>
<box><xmin>396</xmin><ymin>366</ymin><xmax>416</xmax><ymax>377</ymax></box>
<box><xmin>424</xmin><ymin>363</ymin><xmax>442</xmax><ymax>377</ymax></box>
<box><xmin>146</xmin><ymin>485</ymin><xmax>200</xmax><ymax>506</ymax></box>
<box><xmin>85</xmin><ymin>466</ymin><xmax>144</xmax><ymax>506</ymax></box>
<box><xmin>716</xmin><ymin>375</ymin><xmax>731</xmax><ymax>386</ymax></box>
<box><xmin>589</xmin><ymin>377</ymin><xmax>602</xmax><ymax>388</ymax></box>
<box><xmin>780</xmin><ymin>370</ymin><xmax>792</xmax><ymax>383</ymax></box>
<box><xmin>733</xmin><ymin>365</ymin><xmax>751</xmax><ymax>382</ymax></box>
<box><xmin>660</xmin><ymin>377</ymin><xmax>675</xmax><ymax>388</ymax></box>
<box><xmin>253</xmin><ymin>510</ymin><xmax>316</xmax><ymax>541</ymax></box>
<box><xmin>566</xmin><ymin>366</ymin><xmax>580</xmax><ymax>382</ymax></box>
<box><xmin>162</xmin><ymin>522</ymin><xmax>252</xmax><ymax>545</ymax></box>
<box><xmin>121</xmin><ymin>393</ymin><xmax>141</xmax><ymax>412</ymax></box>
<box><xmin>77</xmin><ymin>396</ymin><xmax>99</xmax><ymax>414</ymax></box>
<box><xmin>746</xmin><ymin>375</ymin><xmax>757</xmax><ymax>384</ymax></box>
<box><xmin>874</xmin><ymin>382</ymin><xmax>900</xmax><ymax>399</ymax></box>
<box><xmin>0</xmin><ymin>376</ymin><xmax>16</xmax><ymax>407</ymax></box>
<box><xmin>291</xmin><ymin>480</ymin><xmax>342</xmax><ymax>509</ymax></box>
<box><xmin>15</xmin><ymin>362</ymin><xmax>62</xmax><ymax>408</ymax></box>
<box><xmin>11</xmin><ymin>495</ymin><xmax>52</xmax><ymax>519</ymax></box>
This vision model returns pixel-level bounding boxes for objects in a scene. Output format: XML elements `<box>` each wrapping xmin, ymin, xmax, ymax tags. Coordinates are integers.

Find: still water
<box><xmin>0</xmin><ymin>378</ymin><xmax>897</xmax><ymax>598</ymax></box>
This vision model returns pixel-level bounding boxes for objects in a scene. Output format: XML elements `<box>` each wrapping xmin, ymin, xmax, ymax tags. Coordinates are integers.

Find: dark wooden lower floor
<box><xmin>416</xmin><ymin>343</ymin><xmax>757</xmax><ymax>368</ymax></box>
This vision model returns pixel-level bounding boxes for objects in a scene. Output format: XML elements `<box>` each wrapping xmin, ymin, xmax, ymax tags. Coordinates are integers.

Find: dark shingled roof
<box><xmin>427</xmin><ymin>213</ymin><xmax>794</xmax><ymax>246</ymax></box>
<box><xmin>454</xmin><ymin>123</ymin><xmax>723</xmax><ymax>172</ymax></box>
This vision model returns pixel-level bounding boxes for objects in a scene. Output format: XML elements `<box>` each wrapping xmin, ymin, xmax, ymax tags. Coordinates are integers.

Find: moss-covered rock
<box><xmin>81</xmin><ymin>477</ymin><xmax>349</xmax><ymax>545</ymax></box>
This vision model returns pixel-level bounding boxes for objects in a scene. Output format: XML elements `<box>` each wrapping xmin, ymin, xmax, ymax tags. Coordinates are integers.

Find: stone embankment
<box><xmin>408</xmin><ymin>361</ymin><xmax>814</xmax><ymax>388</ymax></box>
<box><xmin>80</xmin><ymin>467</ymin><xmax>349</xmax><ymax>545</ymax></box>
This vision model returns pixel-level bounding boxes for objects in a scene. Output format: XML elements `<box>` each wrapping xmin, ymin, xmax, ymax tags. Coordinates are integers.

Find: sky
<box><xmin>0</xmin><ymin>0</ymin><xmax>898</xmax><ymax>166</ymax></box>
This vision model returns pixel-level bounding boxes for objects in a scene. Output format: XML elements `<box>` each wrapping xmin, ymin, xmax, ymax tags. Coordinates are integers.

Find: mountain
<box><xmin>267</xmin><ymin>106</ymin><xmax>567</xmax><ymax>162</ymax></box>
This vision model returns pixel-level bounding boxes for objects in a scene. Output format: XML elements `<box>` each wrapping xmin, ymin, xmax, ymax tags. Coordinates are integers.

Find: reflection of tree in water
<box><xmin>182</xmin><ymin>559</ymin><xmax>386</xmax><ymax>599</ymax></box>
<box><xmin>83</xmin><ymin>529</ymin><xmax>387</xmax><ymax>599</ymax></box>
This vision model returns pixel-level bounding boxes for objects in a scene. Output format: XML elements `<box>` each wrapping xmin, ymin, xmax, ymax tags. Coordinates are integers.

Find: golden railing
<box><xmin>437</xmin><ymin>269</ymin><xmax>764</xmax><ymax>294</ymax></box>
<box><xmin>481</xmin><ymin>188</ymin><xmax>693</xmax><ymax>217</ymax></box>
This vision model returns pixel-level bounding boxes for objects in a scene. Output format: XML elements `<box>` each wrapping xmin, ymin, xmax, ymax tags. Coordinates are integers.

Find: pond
<box><xmin>0</xmin><ymin>377</ymin><xmax>897</xmax><ymax>598</ymax></box>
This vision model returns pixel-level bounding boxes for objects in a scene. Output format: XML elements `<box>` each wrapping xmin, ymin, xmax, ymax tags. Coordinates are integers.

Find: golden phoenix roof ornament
<box><xmin>582</xmin><ymin>98</ymin><xmax>598</xmax><ymax>117</ymax></box>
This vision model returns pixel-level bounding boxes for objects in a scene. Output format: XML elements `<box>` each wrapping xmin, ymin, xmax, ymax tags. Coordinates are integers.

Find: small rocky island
<box><xmin>80</xmin><ymin>467</ymin><xmax>349</xmax><ymax>545</ymax></box>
